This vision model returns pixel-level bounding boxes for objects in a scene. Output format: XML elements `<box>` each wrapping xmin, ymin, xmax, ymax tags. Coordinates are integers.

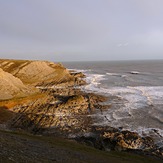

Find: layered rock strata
<box><xmin>0</xmin><ymin>68</ymin><xmax>32</xmax><ymax>100</ymax></box>
<box><xmin>9</xmin><ymin>88</ymin><xmax>108</xmax><ymax>136</ymax></box>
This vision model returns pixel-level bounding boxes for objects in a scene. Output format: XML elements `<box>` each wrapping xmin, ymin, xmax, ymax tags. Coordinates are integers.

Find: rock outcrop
<box><xmin>9</xmin><ymin>89</ymin><xmax>108</xmax><ymax>136</ymax></box>
<box><xmin>75</xmin><ymin>126</ymin><xmax>163</xmax><ymax>158</ymax></box>
<box><xmin>0</xmin><ymin>59</ymin><xmax>73</xmax><ymax>85</ymax></box>
<box><xmin>0</xmin><ymin>68</ymin><xmax>30</xmax><ymax>100</ymax></box>
<box><xmin>0</xmin><ymin>59</ymin><xmax>84</xmax><ymax>100</ymax></box>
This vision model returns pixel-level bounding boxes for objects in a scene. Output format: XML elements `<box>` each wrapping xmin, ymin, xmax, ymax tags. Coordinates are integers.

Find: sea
<box><xmin>63</xmin><ymin>60</ymin><xmax>163</xmax><ymax>147</ymax></box>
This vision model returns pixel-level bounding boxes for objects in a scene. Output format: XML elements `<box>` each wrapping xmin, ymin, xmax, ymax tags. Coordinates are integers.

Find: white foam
<box><xmin>133</xmin><ymin>86</ymin><xmax>163</xmax><ymax>105</ymax></box>
<box><xmin>83</xmin><ymin>72</ymin><xmax>163</xmax><ymax>145</ymax></box>
<box><xmin>136</xmin><ymin>127</ymin><xmax>163</xmax><ymax>146</ymax></box>
<box><xmin>121</xmin><ymin>75</ymin><xmax>128</xmax><ymax>78</ymax></box>
<box><xmin>106</xmin><ymin>73</ymin><xmax>120</xmax><ymax>76</ymax></box>
<box><xmin>100</xmin><ymin>86</ymin><xmax>163</xmax><ymax>108</ymax></box>
<box><xmin>112</xmin><ymin>110</ymin><xmax>131</xmax><ymax>120</ymax></box>
<box><xmin>68</xmin><ymin>68</ymin><xmax>91</xmax><ymax>73</ymax></box>
<box><xmin>130</xmin><ymin>71</ymin><xmax>140</xmax><ymax>74</ymax></box>
<box><xmin>84</xmin><ymin>74</ymin><xmax>106</xmax><ymax>92</ymax></box>
<box><xmin>84</xmin><ymin>73</ymin><xmax>163</xmax><ymax>108</ymax></box>
<box><xmin>106</xmin><ymin>73</ymin><xmax>127</xmax><ymax>78</ymax></box>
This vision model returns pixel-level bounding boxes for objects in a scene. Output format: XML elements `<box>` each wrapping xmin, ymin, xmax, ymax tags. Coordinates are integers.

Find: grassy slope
<box><xmin>0</xmin><ymin>130</ymin><xmax>162</xmax><ymax>163</ymax></box>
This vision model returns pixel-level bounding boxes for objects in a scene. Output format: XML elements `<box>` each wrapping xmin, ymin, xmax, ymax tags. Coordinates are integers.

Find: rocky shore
<box><xmin>0</xmin><ymin>59</ymin><xmax>162</xmax><ymax>162</ymax></box>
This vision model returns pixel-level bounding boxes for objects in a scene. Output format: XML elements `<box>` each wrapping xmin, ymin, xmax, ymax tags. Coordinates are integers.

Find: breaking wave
<box><xmin>82</xmin><ymin>71</ymin><xmax>163</xmax><ymax>147</ymax></box>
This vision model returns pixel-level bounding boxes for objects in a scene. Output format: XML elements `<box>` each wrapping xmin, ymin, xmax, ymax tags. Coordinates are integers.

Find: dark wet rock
<box><xmin>102</xmin><ymin>130</ymin><xmax>154</xmax><ymax>150</ymax></box>
<box><xmin>70</xmin><ymin>71</ymin><xmax>86</xmax><ymax>78</ymax></box>
<box><xmin>75</xmin><ymin>126</ymin><xmax>163</xmax><ymax>159</ymax></box>
<box><xmin>8</xmin><ymin>85</ymin><xmax>109</xmax><ymax>136</ymax></box>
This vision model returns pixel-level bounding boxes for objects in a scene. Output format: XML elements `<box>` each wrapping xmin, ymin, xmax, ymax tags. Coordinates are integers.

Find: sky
<box><xmin>0</xmin><ymin>0</ymin><xmax>163</xmax><ymax>61</ymax></box>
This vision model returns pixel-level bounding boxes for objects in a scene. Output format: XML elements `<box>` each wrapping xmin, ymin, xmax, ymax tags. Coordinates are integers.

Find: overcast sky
<box><xmin>0</xmin><ymin>0</ymin><xmax>163</xmax><ymax>61</ymax></box>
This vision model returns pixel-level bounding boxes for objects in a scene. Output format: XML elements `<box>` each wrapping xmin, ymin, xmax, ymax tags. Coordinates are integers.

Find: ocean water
<box><xmin>63</xmin><ymin>60</ymin><xmax>163</xmax><ymax>147</ymax></box>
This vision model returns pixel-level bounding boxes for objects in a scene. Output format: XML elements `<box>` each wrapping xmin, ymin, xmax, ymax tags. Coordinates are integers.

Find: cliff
<box><xmin>0</xmin><ymin>59</ymin><xmax>73</xmax><ymax>85</ymax></box>
<box><xmin>0</xmin><ymin>68</ymin><xmax>30</xmax><ymax>100</ymax></box>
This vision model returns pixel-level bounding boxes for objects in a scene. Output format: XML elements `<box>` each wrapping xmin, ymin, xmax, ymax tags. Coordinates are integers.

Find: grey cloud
<box><xmin>0</xmin><ymin>0</ymin><xmax>163</xmax><ymax>61</ymax></box>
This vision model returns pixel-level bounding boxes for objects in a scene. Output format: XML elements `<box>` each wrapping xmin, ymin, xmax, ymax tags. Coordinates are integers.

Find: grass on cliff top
<box><xmin>0</xmin><ymin>129</ymin><xmax>162</xmax><ymax>163</ymax></box>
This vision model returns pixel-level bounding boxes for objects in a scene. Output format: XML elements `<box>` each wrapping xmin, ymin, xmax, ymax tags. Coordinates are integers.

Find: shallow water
<box><xmin>63</xmin><ymin>60</ymin><xmax>163</xmax><ymax>147</ymax></box>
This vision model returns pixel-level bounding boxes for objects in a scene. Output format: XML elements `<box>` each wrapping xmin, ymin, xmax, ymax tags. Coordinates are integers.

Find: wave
<box><xmin>106</xmin><ymin>72</ymin><xmax>120</xmax><ymax>76</ymax></box>
<box><xmin>83</xmin><ymin>72</ymin><xmax>163</xmax><ymax>144</ymax></box>
<box><xmin>69</xmin><ymin>69</ymin><xmax>163</xmax><ymax>147</ymax></box>
<box><xmin>129</xmin><ymin>71</ymin><xmax>140</xmax><ymax>74</ymax></box>
<box><xmin>84</xmin><ymin>72</ymin><xmax>163</xmax><ymax>106</ymax></box>
<box><xmin>84</xmin><ymin>74</ymin><xmax>106</xmax><ymax>92</ymax></box>
<box><xmin>84</xmin><ymin>71</ymin><xmax>163</xmax><ymax>105</ymax></box>
<box><xmin>136</xmin><ymin>127</ymin><xmax>163</xmax><ymax>147</ymax></box>
<box><xmin>106</xmin><ymin>72</ymin><xmax>128</xmax><ymax>78</ymax></box>
<box><xmin>68</xmin><ymin>68</ymin><xmax>92</xmax><ymax>73</ymax></box>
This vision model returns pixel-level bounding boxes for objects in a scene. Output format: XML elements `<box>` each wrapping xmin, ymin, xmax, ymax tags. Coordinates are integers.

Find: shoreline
<box><xmin>0</xmin><ymin>59</ymin><xmax>163</xmax><ymax>161</ymax></box>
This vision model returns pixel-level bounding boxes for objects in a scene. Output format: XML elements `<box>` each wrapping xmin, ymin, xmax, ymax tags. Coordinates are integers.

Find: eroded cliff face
<box><xmin>0</xmin><ymin>68</ymin><xmax>32</xmax><ymax>100</ymax></box>
<box><xmin>0</xmin><ymin>59</ymin><xmax>92</xmax><ymax>132</ymax></box>
<box><xmin>0</xmin><ymin>59</ymin><xmax>73</xmax><ymax>85</ymax></box>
